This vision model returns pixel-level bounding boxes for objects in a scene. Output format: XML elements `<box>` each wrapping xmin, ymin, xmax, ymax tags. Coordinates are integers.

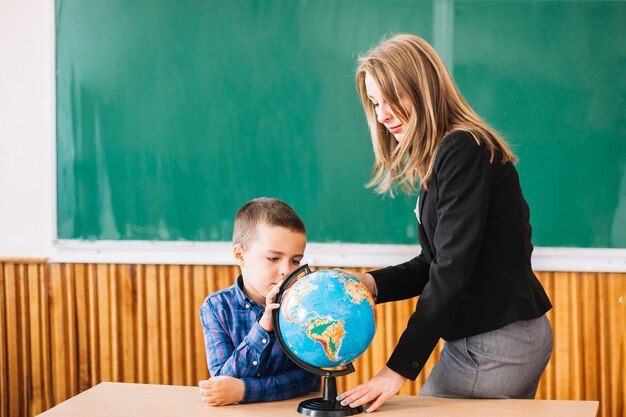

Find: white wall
<box><xmin>0</xmin><ymin>0</ymin><xmax>54</xmax><ymax>258</ymax></box>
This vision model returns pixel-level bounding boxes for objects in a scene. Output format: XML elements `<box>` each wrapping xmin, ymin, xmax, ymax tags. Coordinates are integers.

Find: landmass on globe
<box><xmin>306</xmin><ymin>317</ymin><xmax>345</xmax><ymax>362</ymax></box>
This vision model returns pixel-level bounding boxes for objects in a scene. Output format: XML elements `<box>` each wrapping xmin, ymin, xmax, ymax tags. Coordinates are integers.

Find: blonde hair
<box><xmin>356</xmin><ymin>34</ymin><xmax>517</xmax><ymax>194</ymax></box>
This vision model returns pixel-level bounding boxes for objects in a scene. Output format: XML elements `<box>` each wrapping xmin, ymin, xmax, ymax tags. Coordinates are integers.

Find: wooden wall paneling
<box><xmin>94</xmin><ymin>264</ymin><xmax>111</xmax><ymax>383</ymax></box>
<box><xmin>110</xmin><ymin>264</ymin><xmax>122</xmax><ymax>382</ymax></box>
<box><xmin>204</xmin><ymin>265</ymin><xmax>215</xmax><ymax>298</ymax></box>
<box><xmin>570</xmin><ymin>272</ymin><xmax>583</xmax><ymax>399</ymax></box>
<box><xmin>39</xmin><ymin>263</ymin><xmax>53</xmax><ymax>413</ymax></box>
<box><xmin>616</xmin><ymin>273</ymin><xmax>624</xmax><ymax>417</ymax></box>
<box><xmin>67</xmin><ymin>264</ymin><xmax>79</xmax><ymax>397</ymax></box>
<box><xmin>191</xmin><ymin>265</ymin><xmax>202</xmax><ymax>385</ymax></box>
<box><xmin>16</xmin><ymin>265</ymin><xmax>29</xmax><ymax>416</ymax></box>
<box><xmin>168</xmin><ymin>265</ymin><xmax>184</xmax><ymax>386</ymax></box>
<box><xmin>0</xmin><ymin>265</ymin><xmax>5</xmax><ymax>417</ymax></box>
<box><xmin>48</xmin><ymin>263</ymin><xmax>68</xmax><ymax>405</ymax></box>
<box><xmin>73</xmin><ymin>264</ymin><xmax>90</xmax><ymax>393</ymax></box>
<box><xmin>4</xmin><ymin>263</ymin><xmax>21</xmax><ymax>416</ymax></box>
<box><xmin>611</xmin><ymin>275</ymin><xmax>622</xmax><ymax>417</ymax></box>
<box><xmin>144</xmin><ymin>264</ymin><xmax>161</xmax><ymax>384</ymax></box>
<box><xmin>61</xmin><ymin>264</ymin><xmax>78</xmax><ymax>399</ymax></box>
<box><xmin>553</xmin><ymin>271</ymin><xmax>572</xmax><ymax>400</ymax></box>
<box><xmin>602</xmin><ymin>274</ymin><xmax>624</xmax><ymax>415</ymax></box>
<box><xmin>2</xmin><ymin>261</ymin><xmax>626</xmax><ymax>417</ymax></box>
<box><xmin>158</xmin><ymin>265</ymin><xmax>171</xmax><ymax>384</ymax></box>
<box><xmin>597</xmin><ymin>273</ymin><xmax>611</xmax><ymax>417</ymax></box>
<box><xmin>86</xmin><ymin>264</ymin><xmax>100</xmax><ymax>385</ymax></box>
<box><xmin>57</xmin><ymin>264</ymin><xmax>79</xmax><ymax>398</ymax></box>
<box><xmin>611</xmin><ymin>274</ymin><xmax>626</xmax><ymax>415</ymax></box>
<box><xmin>581</xmin><ymin>272</ymin><xmax>600</xmax><ymax>402</ymax></box>
<box><xmin>216</xmin><ymin>266</ymin><xmax>235</xmax><ymax>294</ymax></box>
<box><xmin>181</xmin><ymin>265</ymin><xmax>195</xmax><ymax>386</ymax></box>
<box><xmin>192</xmin><ymin>265</ymin><xmax>209</xmax><ymax>384</ymax></box>
<box><xmin>48</xmin><ymin>263</ymin><xmax>76</xmax><ymax>402</ymax></box>
<box><xmin>119</xmin><ymin>265</ymin><xmax>136</xmax><ymax>383</ymax></box>
<box><xmin>0</xmin><ymin>264</ymin><xmax>6</xmax><ymax>417</ymax></box>
<box><xmin>14</xmin><ymin>262</ymin><xmax>26</xmax><ymax>417</ymax></box>
<box><xmin>607</xmin><ymin>273</ymin><xmax>624</xmax><ymax>417</ymax></box>
<box><xmin>26</xmin><ymin>263</ymin><xmax>45</xmax><ymax>415</ymax></box>
<box><xmin>135</xmin><ymin>265</ymin><xmax>147</xmax><ymax>384</ymax></box>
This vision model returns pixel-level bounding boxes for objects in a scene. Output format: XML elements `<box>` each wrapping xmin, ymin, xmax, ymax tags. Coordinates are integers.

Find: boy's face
<box><xmin>234</xmin><ymin>222</ymin><xmax>306</xmax><ymax>306</ymax></box>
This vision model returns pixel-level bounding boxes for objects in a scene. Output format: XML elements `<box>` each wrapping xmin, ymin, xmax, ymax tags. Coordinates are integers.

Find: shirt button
<box><xmin>262</xmin><ymin>338</ymin><xmax>267</xmax><ymax>344</ymax></box>
<box><xmin>245</xmin><ymin>303</ymin><xmax>250</xmax><ymax>309</ymax></box>
<box><xmin>412</xmin><ymin>361</ymin><xmax>420</xmax><ymax>368</ymax></box>
<box><xmin>257</xmin><ymin>373</ymin><xmax>261</xmax><ymax>377</ymax></box>
<box><xmin>252</xmin><ymin>361</ymin><xmax>258</xmax><ymax>366</ymax></box>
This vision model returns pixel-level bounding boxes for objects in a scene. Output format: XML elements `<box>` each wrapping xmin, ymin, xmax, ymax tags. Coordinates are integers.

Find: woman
<box><xmin>337</xmin><ymin>34</ymin><xmax>553</xmax><ymax>413</ymax></box>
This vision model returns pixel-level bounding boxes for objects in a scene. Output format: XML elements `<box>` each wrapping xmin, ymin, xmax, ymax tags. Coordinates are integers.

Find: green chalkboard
<box><xmin>56</xmin><ymin>0</ymin><xmax>626</xmax><ymax>248</ymax></box>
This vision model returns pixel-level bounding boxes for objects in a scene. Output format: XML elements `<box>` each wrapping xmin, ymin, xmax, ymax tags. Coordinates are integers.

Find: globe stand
<box><xmin>273</xmin><ymin>264</ymin><xmax>366</xmax><ymax>417</ymax></box>
<box><xmin>296</xmin><ymin>371</ymin><xmax>364</xmax><ymax>417</ymax></box>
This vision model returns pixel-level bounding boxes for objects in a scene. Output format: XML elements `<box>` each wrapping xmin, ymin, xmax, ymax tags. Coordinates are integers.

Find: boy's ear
<box><xmin>232</xmin><ymin>243</ymin><xmax>245</xmax><ymax>266</ymax></box>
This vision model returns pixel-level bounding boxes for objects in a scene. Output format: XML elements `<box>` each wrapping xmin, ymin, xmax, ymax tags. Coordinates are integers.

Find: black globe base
<box><xmin>298</xmin><ymin>398</ymin><xmax>364</xmax><ymax>417</ymax></box>
<box><xmin>297</xmin><ymin>375</ymin><xmax>364</xmax><ymax>416</ymax></box>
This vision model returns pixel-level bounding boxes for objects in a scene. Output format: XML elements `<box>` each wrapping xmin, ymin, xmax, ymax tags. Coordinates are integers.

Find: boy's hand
<box><xmin>199</xmin><ymin>376</ymin><xmax>245</xmax><ymax>406</ymax></box>
<box><xmin>258</xmin><ymin>279</ymin><xmax>284</xmax><ymax>332</ymax></box>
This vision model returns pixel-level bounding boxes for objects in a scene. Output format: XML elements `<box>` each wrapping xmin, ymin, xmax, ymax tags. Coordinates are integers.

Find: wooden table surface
<box><xmin>37</xmin><ymin>382</ymin><xmax>599</xmax><ymax>417</ymax></box>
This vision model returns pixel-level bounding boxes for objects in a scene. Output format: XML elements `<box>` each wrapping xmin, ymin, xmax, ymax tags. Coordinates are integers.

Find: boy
<box><xmin>199</xmin><ymin>197</ymin><xmax>320</xmax><ymax>405</ymax></box>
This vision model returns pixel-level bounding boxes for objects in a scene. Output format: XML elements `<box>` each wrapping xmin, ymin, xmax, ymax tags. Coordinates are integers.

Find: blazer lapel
<box><xmin>416</xmin><ymin>187</ymin><xmax>434</xmax><ymax>260</ymax></box>
<box><xmin>418</xmin><ymin>188</ymin><xmax>427</xmax><ymax>221</ymax></box>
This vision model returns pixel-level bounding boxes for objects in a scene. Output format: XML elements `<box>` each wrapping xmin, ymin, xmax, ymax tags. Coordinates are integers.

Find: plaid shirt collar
<box><xmin>234</xmin><ymin>275</ymin><xmax>263</xmax><ymax>310</ymax></box>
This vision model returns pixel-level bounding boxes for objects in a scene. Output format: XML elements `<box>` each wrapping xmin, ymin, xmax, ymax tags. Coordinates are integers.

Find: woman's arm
<box><xmin>369</xmin><ymin>252</ymin><xmax>431</xmax><ymax>303</ymax></box>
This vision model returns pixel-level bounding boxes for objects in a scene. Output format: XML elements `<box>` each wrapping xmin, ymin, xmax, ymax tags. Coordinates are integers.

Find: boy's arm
<box><xmin>240</xmin><ymin>367</ymin><xmax>320</xmax><ymax>403</ymax></box>
<box><xmin>201</xmin><ymin>301</ymin><xmax>271</xmax><ymax>378</ymax></box>
<box><xmin>200</xmin><ymin>299</ymin><xmax>319</xmax><ymax>404</ymax></box>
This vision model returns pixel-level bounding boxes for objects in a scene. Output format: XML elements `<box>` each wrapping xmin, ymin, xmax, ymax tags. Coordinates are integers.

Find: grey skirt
<box><xmin>420</xmin><ymin>315</ymin><xmax>553</xmax><ymax>399</ymax></box>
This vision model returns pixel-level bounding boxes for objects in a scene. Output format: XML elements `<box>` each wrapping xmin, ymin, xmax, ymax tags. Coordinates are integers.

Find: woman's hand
<box><xmin>199</xmin><ymin>376</ymin><xmax>245</xmax><ymax>406</ymax></box>
<box><xmin>258</xmin><ymin>280</ymin><xmax>284</xmax><ymax>332</ymax></box>
<box><xmin>336</xmin><ymin>366</ymin><xmax>407</xmax><ymax>413</ymax></box>
<box><xmin>337</xmin><ymin>269</ymin><xmax>377</xmax><ymax>298</ymax></box>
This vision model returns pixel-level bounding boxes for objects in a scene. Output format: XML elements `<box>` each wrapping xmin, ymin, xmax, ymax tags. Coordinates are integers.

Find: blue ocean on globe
<box><xmin>277</xmin><ymin>270</ymin><xmax>377</xmax><ymax>368</ymax></box>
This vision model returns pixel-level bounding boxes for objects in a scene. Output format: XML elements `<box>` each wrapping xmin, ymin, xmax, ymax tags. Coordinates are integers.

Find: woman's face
<box><xmin>364</xmin><ymin>72</ymin><xmax>412</xmax><ymax>142</ymax></box>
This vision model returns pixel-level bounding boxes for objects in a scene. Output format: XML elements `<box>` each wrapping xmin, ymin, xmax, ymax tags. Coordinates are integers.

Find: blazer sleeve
<box><xmin>369</xmin><ymin>252</ymin><xmax>430</xmax><ymax>303</ymax></box>
<box><xmin>385</xmin><ymin>134</ymin><xmax>492</xmax><ymax>380</ymax></box>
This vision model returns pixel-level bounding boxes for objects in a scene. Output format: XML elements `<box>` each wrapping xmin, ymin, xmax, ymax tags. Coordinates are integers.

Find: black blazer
<box><xmin>370</xmin><ymin>130</ymin><xmax>552</xmax><ymax>380</ymax></box>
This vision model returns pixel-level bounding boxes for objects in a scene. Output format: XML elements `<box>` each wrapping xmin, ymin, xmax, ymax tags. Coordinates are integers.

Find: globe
<box><xmin>273</xmin><ymin>266</ymin><xmax>377</xmax><ymax>416</ymax></box>
<box><xmin>277</xmin><ymin>269</ymin><xmax>377</xmax><ymax>369</ymax></box>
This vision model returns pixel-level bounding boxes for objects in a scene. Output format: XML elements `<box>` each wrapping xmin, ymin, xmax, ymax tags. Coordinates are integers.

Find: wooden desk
<box><xmin>37</xmin><ymin>382</ymin><xmax>598</xmax><ymax>417</ymax></box>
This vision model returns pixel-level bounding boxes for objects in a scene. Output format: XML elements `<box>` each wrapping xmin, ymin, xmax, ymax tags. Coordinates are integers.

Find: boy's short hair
<box><xmin>233</xmin><ymin>197</ymin><xmax>306</xmax><ymax>247</ymax></box>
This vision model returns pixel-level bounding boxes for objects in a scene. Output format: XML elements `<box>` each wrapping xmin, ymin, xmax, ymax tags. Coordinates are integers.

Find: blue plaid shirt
<box><xmin>200</xmin><ymin>275</ymin><xmax>320</xmax><ymax>403</ymax></box>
